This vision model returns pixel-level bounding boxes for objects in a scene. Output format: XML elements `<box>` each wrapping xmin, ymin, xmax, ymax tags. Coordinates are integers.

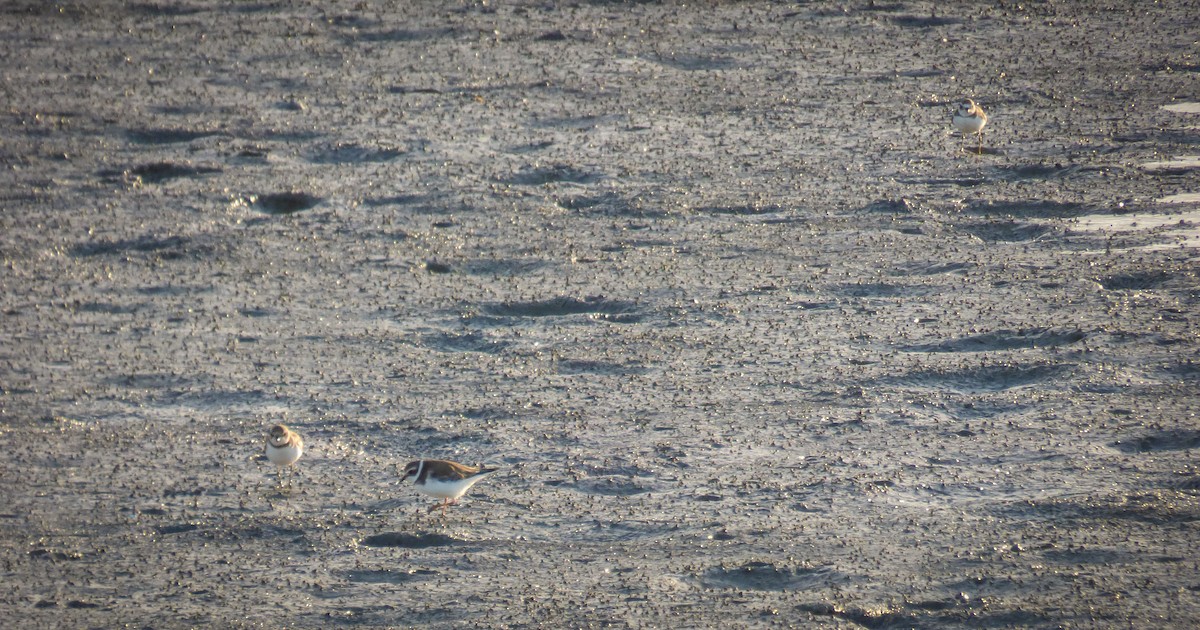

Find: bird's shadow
<box><xmin>360</xmin><ymin>531</ymin><xmax>460</xmax><ymax>548</ymax></box>
<box><xmin>363</xmin><ymin>497</ymin><xmax>409</xmax><ymax>513</ymax></box>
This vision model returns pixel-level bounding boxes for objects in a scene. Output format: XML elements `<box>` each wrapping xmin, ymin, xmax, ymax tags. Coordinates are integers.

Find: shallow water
<box><xmin>1</xmin><ymin>1</ymin><xmax>1198</xmax><ymax>628</ymax></box>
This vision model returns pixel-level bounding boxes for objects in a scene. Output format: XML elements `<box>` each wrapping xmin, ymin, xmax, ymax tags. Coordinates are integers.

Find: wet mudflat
<box><xmin>1</xmin><ymin>1</ymin><xmax>1199</xmax><ymax>627</ymax></box>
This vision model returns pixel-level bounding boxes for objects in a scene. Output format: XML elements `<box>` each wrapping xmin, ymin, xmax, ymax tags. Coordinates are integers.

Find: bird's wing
<box><xmin>442</xmin><ymin>460</ymin><xmax>483</xmax><ymax>479</ymax></box>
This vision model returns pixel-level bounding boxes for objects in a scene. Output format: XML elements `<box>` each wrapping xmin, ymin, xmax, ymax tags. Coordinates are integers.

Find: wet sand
<box><xmin>2</xmin><ymin>1</ymin><xmax>1199</xmax><ymax>627</ymax></box>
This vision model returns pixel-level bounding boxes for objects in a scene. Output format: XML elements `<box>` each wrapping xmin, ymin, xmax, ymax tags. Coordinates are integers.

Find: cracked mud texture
<box><xmin>2</xmin><ymin>1</ymin><xmax>1199</xmax><ymax>628</ymax></box>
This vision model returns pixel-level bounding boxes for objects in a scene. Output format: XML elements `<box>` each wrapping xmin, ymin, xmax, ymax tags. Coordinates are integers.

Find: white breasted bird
<box><xmin>952</xmin><ymin>98</ymin><xmax>988</xmax><ymax>155</ymax></box>
<box><xmin>265</xmin><ymin>424</ymin><xmax>303</xmax><ymax>487</ymax></box>
<box><xmin>400</xmin><ymin>459</ymin><xmax>497</xmax><ymax>517</ymax></box>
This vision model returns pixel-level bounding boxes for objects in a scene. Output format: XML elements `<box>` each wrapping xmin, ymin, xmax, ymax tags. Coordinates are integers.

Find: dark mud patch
<box><xmin>75</xmin><ymin>301</ymin><xmax>142</xmax><ymax>315</ymax></box>
<box><xmin>556</xmin><ymin>191</ymin><xmax>628</xmax><ymax>210</ymax></box>
<box><xmin>903</xmin><ymin>328</ymin><xmax>1087</xmax><ymax>353</ymax></box>
<box><xmin>361</xmin><ymin>194</ymin><xmax>427</xmax><ymax>207</ymax></box>
<box><xmin>965</xmin><ymin>200</ymin><xmax>1086</xmax><ymax>219</ymax></box>
<box><xmin>423</xmin><ymin>260</ymin><xmax>453</xmax><ymax>274</ymax></box>
<box><xmin>239</xmin><ymin>307</ymin><xmax>274</xmax><ymax>318</ymax></box>
<box><xmin>698</xmin><ymin>562</ymin><xmax>847</xmax><ymax>591</ymax></box>
<box><xmin>156</xmin><ymin>523</ymin><xmax>201</xmax><ymax>535</ymax></box>
<box><xmin>160</xmin><ymin>388</ymin><xmax>270</xmax><ymax>409</ymax></box>
<box><xmin>502</xmin><ymin>165</ymin><xmax>601</xmax><ymax>186</ymax></box>
<box><xmin>561</xmin><ymin>476</ymin><xmax>657</xmax><ymax>496</ymax></box>
<box><xmin>693</xmin><ymin>203</ymin><xmax>791</xmax><ymax>217</ymax></box>
<box><xmin>1098</xmin><ymin>269</ymin><xmax>1193</xmax><ymax>291</ymax></box>
<box><xmin>340</xmin><ymin>25</ymin><xmax>457</xmax><ymax>44</ymax></box>
<box><xmin>125</xmin><ymin>127</ymin><xmax>221</xmax><ymax>145</ymax></box>
<box><xmin>998</xmin><ymin>162</ymin><xmax>1075</xmax><ymax>181</ymax></box>
<box><xmin>63</xmin><ymin>601</ymin><xmax>103</xmax><ymax>610</ymax></box>
<box><xmin>556</xmin><ymin>359</ymin><xmax>652</xmax><ymax>376</ymax></box>
<box><xmin>859</xmin><ymin>2</ymin><xmax>905</xmax><ymax>11</ymax></box>
<box><xmin>508</xmin><ymin>139</ymin><xmax>555</xmax><ymax>154</ymax></box>
<box><xmin>306</xmin><ymin>143</ymin><xmax>404</xmax><ymax>164</ymax></box>
<box><xmin>136</xmin><ymin>283</ymin><xmax>213</xmax><ymax>297</ymax></box>
<box><xmin>342</xmin><ymin>568</ymin><xmax>438</xmax><ymax>584</ymax></box>
<box><xmin>100</xmin><ymin>161</ymin><xmax>222</xmax><ymax>184</ymax></box>
<box><xmin>558</xmin><ymin>193</ymin><xmax>666</xmax><ymax>218</ymax></box>
<box><xmin>479</xmin><ymin>296</ymin><xmax>641</xmax><ymax>322</ymax></box>
<box><xmin>862</xmin><ymin>198</ymin><xmax>923</xmax><ymax>214</ymax></box>
<box><xmin>223</xmin><ymin>3</ymin><xmax>280</xmax><ymax>15</ymax></box>
<box><xmin>252</xmin><ymin>192</ymin><xmax>323</xmax><ymax>215</ymax></box>
<box><xmin>218</xmin><ymin>523</ymin><xmax>308</xmax><ymax>542</ymax></box>
<box><xmin>1018</xmin><ymin>491</ymin><xmax>1200</xmax><ymax>525</ymax></box>
<box><xmin>575</xmin><ymin>519</ymin><xmax>683</xmax><ymax>542</ymax></box>
<box><xmin>834</xmin><ymin>281</ymin><xmax>934</xmax><ymax>299</ymax></box>
<box><xmin>1112</xmin><ymin>429</ymin><xmax>1200</xmax><ymax>454</ymax></box>
<box><xmin>29</xmin><ymin>548</ymin><xmax>85</xmax><ymax>561</ymax></box>
<box><xmin>453</xmin><ymin>406</ymin><xmax>511</xmax><ymax>421</ymax></box>
<box><xmin>126</xmin><ymin>2</ymin><xmax>208</xmax><ymax>17</ymax></box>
<box><xmin>961</xmin><ymin>220</ymin><xmax>1056</xmax><ymax>243</ymax></box>
<box><xmin>1044</xmin><ymin>547</ymin><xmax>1139</xmax><ymax>567</ymax></box>
<box><xmin>534</xmin><ymin>29</ymin><xmax>570</xmax><ymax>42</ymax></box>
<box><xmin>1172</xmin><ymin>473</ymin><xmax>1200</xmax><ymax>491</ymax></box>
<box><xmin>890</xmin><ymin>261</ymin><xmax>972</xmax><ymax>276</ymax></box>
<box><xmin>276</xmin><ymin>98</ymin><xmax>307</xmax><ymax>112</ymax></box>
<box><xmin>890</xmin><ymin>14</ymin><xmax>962</xmax><ymax>27</ymax></box>
<box><xmin>360</xmin><ymin>532</ymin><xmax>459</xmax><ymax>548</ymax></box>
<box><xmin>654</xmin><ymin>53</ymin><xmax>739</xmax><ymax>72</ymax></box>
<box><xmin>602</xmin><ymin>238</ymin><xmax>685</xmax><ymax>254</ymax></box>
<box><xmin>799</xmin><ymin>597</ymin><xmax>1013</xmax><ymax>629</ymax></box>
<box><xmin>917</xmin><ymin>176</ymin><xmax>987</xmax><ymax>188</ymax></box>
<box><xmin>104</xmin><ymin>372</ymin><xmax>192</xmax><ymax>389</ymax></box>
<box><xmin>798</xmin><ymin>602</ymin><xmax>909</xmax><ymax>628</ymax></box>
<box><xmin>530</xmin><ymin>113</ymin><xmax>624</xmax><ymax>131</ymax></box>
<box><xmin>891</xmin><ymin>363</ymin><xmax>1072</xmax><ymax>393</ymax></box>
<box><xmin>1143</xmin><ymin>58</ymin><xmax>1200</xmax><ymax>73</ymax></box>
<box><xmin>1160</xmin><ymin>360</ymin><xmax>1200</xmax><ymax>379</ymax></box>
<box><xmin>71</xmin><ymin>233</ymin><xmax>222</xmax><ymax>262</ymax></box>
<box><xmin>460</xmin><ymin>258</ymin><xmax>548</xmax><ymax>276</ymax></box>
<box><xmin>402</xmin><ymin>256</ymin><xmax>552</xmax><ymax>278</ymax></box>
<box><xmin>422</xmin><ymin>331</ymin><xmax>509</xmax><ymax>354</ymax></box>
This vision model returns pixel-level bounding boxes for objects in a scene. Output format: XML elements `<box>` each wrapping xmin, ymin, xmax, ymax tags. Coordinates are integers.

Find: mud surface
<box><xmin>2</xmin><ymin>1</ymin><xmax>1199</xmax><ymax>627</ymax></box>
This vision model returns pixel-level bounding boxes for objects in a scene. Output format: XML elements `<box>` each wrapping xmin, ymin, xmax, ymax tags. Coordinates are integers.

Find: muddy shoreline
<box><xmin>2</xmin><ymin>1</ymin><xmax>1199</xmax><ymax>627</ymax></box>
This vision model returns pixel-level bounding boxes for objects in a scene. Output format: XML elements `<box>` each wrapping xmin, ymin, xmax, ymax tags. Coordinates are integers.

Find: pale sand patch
<box><xmin>1163</xmin><ymin>102</ymin><xmax>1200</xmax><ymax>114</ymax></box>
<box><xmin>1071</xmin><ymin>209</ymin><xmax>1200</xmax><ymax>252</ymax></box>
<box><xmin>1159</xmin><ymin>192</ymin><xmax>1200</xmax><ymax>204</ymax></box>
<box><xmin>1142</xmin><ymin>155</ymin><xmax>1200</xmax><ymax>172</ymax></box>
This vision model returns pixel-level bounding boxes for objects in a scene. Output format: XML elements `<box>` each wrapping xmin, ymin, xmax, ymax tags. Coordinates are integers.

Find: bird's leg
<box><xmin>977</xmin><ymin>131</ymin><xmax>983</xmax><ymax>155</ymax></box>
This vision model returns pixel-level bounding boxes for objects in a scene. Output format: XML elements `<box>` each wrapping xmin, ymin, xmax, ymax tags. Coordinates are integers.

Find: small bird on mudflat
<box><xmin>400</xmin><ymin>459</ymin><xmax>498</xmax><ymax>517</ymax></box>
<box><xmin>265</xmin><ymin>424</ymin><xmax>303</xmax><ymax>486</ymax></box>
<box><xmin>952</xmin><ymin>98</ymin><xmax>988</xmax><ymax>155</ymax></box>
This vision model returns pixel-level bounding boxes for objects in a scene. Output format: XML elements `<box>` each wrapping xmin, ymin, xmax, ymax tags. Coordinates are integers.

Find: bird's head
<box><xmin>268</xmin><ymin>424</ymin><xmax>290</xmax><ymax>446</ymax></box>
<box><xmin>400</xmin><ymin>460</ymin><xmax>421</xmax><ymax>482</ymax></box>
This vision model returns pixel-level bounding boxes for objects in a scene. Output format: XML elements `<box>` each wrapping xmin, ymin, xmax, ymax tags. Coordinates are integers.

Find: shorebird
<box><xmin>400</xmin><ymin>459</ymin><xmax>498</xmax><ymax>517</ymax></box>
<box><xmin>265</xmin><ymin>424</ymin><xmax>303</xmax><ymax>487</ymax></box>
<box><xmin>952</xmin><ymin>98</ymin><xmax>988</xmax><ymax>155</ymax></box>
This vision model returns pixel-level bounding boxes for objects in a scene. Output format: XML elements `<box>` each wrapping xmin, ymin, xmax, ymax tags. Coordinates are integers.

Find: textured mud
<box><xmin>2</xmin><ymin>1</ymin><xmax>1199</xmax><ymax>628</ymax></box>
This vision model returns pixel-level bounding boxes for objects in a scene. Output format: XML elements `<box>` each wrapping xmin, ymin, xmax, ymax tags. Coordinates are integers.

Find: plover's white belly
<box><xmin>953</xmin><ymin>114</ymin><xmax>985</xmax><ymax>134</ymax></box>
<box><xmin>417</xmin><ymin>476</ymin><xmax>485</xmax><ymax>500</ymax></box>
<box><xmin>266</xmin><ymin>443</ymin><xmax>302</xmax><ymax>467</ymax></box>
